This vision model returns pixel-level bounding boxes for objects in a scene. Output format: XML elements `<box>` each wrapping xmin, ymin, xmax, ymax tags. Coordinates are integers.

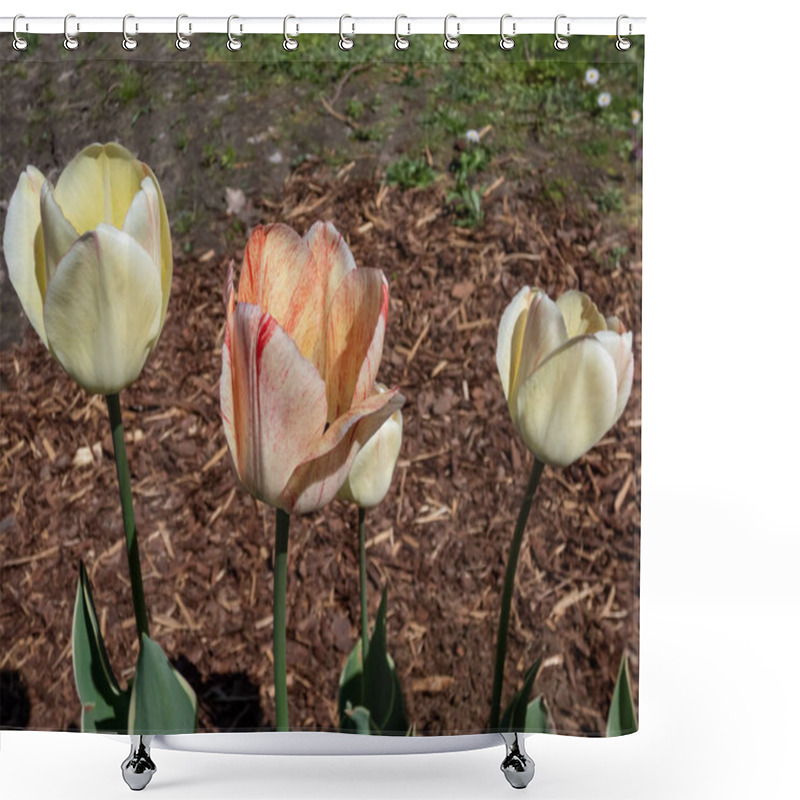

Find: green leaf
<box><xmin>337</xmin><ymin>589</ymin><xmax>409</xmax><ymax>735</ymax></box>
<box><xmin>499</xmin><ymin>658</ymin><xmax>542</xmax><ymax>731</ymax></box>
<box><xmin>72</xmin><ymin>562</ymin><xmax>129</xmax><ymax>732</ymax></box>
<box><xmin>524</xmin><ymin>694</ymin><xmax>553</xmax><ymax>733</ymax></box>
<box><xmin>128</xmin><ymin>634</ymin><xmax>197</xmax><ymax>734</ymax></box>
<box><xmin>345</xmin><ymin>704</ymin><xmax>378</xmax><ymax>735</ymax></box>
<box><xmin>606</xmin><ymin>653</ymin><xmax>638</xmax><ymax>736</ymax></box>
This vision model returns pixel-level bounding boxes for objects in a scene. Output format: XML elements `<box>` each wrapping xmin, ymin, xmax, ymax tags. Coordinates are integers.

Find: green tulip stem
<box><xmin>273</xmin><ymin>508</ymin><xmax>291</xmax><ymax>732</ymax></box>
<box><xmin>358</xmin><ymin>506</ymin><xmax>370</xmax><ymax>661</ymax></box>
<box><xmin>105</xmin><ymin>393</ymin><xmax>149</xmax><ymax>641</ymax></box>
<box><xmin>489</xmin><ymin>457</ymin><xmax>545</xmax><ymax>731</ymax></box>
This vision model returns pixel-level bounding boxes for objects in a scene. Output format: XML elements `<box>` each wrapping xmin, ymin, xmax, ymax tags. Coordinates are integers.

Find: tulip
<box><xmin>489</xmin><ymin>287</ymin><xmax>634</xmax><ymax>731</ymax></box>
<box><xmin>220</xmin><ymin>221</ymin><xmax>404</xmax><ymax>516</ymax></box>
<box><xmin>496</xmin><ymin>287</ymin><xmax>633</xmax><ymax>467</ymax></box>
<box><xmin>338</xmin><ymin>384</ymin><xmax>403</xmax><ymax>509</ymax></box>
<box><xmin>3</xmin><ymin>142</ymin><xmax>172</xmax><ymax>395</ymax></box>
<box><xmin>220</xmin><ymin>221</ymin><xmax>403</xmax><ymax>732</ymax></box>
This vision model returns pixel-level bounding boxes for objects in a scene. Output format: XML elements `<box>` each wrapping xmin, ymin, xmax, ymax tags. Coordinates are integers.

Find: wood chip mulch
<box><xmin>0</xmin><ymin>162</ymin><xmax>640</xmax><ymax>736</ymax></box>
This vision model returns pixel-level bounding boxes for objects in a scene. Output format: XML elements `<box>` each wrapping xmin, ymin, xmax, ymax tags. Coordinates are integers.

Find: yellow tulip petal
<box><xmin>283</xmin><ymin>387</ymin><xmax>405</xmax><ymax>515</ymax></box>
<box><xmin>496</xmin><ymin>286</ymin><xmax>534</xmax><ymax>402</ymax></box>
<box><xmin>122</xmin><ymin>178</ymin><xmax>161</xmax><ymax>275</ymax></box>
<box><xmin>339</xmin><ymin>403</ymin><xmax>403</xmax><ymax>508</ymax></box>
<box><xmin>141</xmin><ymin>164</ymin><xmax>173</xmax><ymax>330</ymax></box>
<box><xmin>325</xmin><ymin>268</ymin><xmax>387</xmax><ymax>421</ymax></box>
<box><xmin>53</xmin><ymin>143</ymin><xmax>146</xmax><ymax>234</ymax></box>
<box><xmin>513</xmin><ymin>291</ymin><xmax>568</xmax><ymax>413</ymax></box>
<box><xmin>237</xmin><ymin>224</ymin><xmax>325</xmax><ymax>371</ymax></box>
<box><xmin>515</xmin><ymin>336</ymin><xmax>618</xmax><ymax>467</ymax></box>
<box><xmin>556</xmin><ymin>290</ymin><xmax>607</xmax><ymax>337</ymax></box>
<box><xmin>303</xmin><ymin>221</ymin><xmax>357</xmax><ymax>317</ymax></box>
<box><xmin>220</xmin><ymin>303</ymin><xmax>329</xmax><ymax>508</ymax></box>
<box><xmin>594</xmin><ymin>330</ymin><xmax>634</xmax><ymax>425</ymax></box>
<box><xmin>40</xmin><ymin>182</ymin><xmax>79</xmax><ymax>283</ymax></box>
<box><xmin>3</xmin><ymin>166</ymin><xmax>48</xmax><ymax>344</ymax></box>
<box><xmin>42</xmin><ymin>225</ymin><xmax>162</xmax><ymax>394</ymax></box>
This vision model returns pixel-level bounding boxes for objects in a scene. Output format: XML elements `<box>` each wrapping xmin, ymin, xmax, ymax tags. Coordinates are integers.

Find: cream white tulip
<box><xmin>496</xmin><ymin>288</ymin><xmax>633</xmax><ymax>467</ymax></box>
<box><xmin>3</xmin><ymin>143</ymin><xmax>172</xmax><ymax>395</ymax></box>
<box><xmin>337</xmin><ymin>384</ymin><xmax>403</xmax><ymax>508</ymax></box>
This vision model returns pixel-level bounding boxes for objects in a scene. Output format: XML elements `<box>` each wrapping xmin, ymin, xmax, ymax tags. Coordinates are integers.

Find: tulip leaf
<box><xmin>344</xmin><ymin>704</ymin><xmax>379</xmax><ymax>735</ymax></box>
<box><xmin>606</xmin><ymin>654</ymin><xmax>638</xmax><ymax>737</ymax></box>
<box><xmin>72</xmin><ymin>561</ymin><xmax>130</xmax><ymax>732</ymax></box>
<box><xmin>337</xmin><ymin>588</ymin><xmax>409</xmax><ymax>735</ymax></box>
<box><xmin>128</xmin><ymin>634</ymin><xmax>197</xmax><ymax>735</ymax></box>
<box><xmin>524</xmin><ymin>694</ymin><xmax>554</xmax><ymax>734</ymax></box>
<box><xmin>499</xmin><ymin>658</ymin><xmax>542</xmax><ymax>732</ymax></box>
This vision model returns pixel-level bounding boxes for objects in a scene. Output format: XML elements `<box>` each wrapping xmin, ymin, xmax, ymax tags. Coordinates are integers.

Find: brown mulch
<box><xmin>0</xmin><ymin>162</ymin><xmax>640</xmax><ymax>736</ymax></box>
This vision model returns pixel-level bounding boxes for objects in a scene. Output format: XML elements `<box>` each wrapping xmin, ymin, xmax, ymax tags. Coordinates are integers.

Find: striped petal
<box><xmin>303</xmin><ymin>221</ymin><xmax>357</xmax><ymax>317</ymax></box>
<box><xmin>282</xmin><ymin>387</ymin><xmax>405</xmax><ymax>514</ymax></box>
<box><xmin>220</xmin><ymin>303</ymin><xmax>328</xmax><ymax>508</ymax></box>
<box><xmin>53</xmin><ymin>143</ymin><xmax>147</xmax><ymax>234</ymax></box>
<box><xmin>3</xmin><ymin>166</ymin><xmax>48</xmax><ymax>344</ymax></box>
<box><xmin>237</xmin><ymin>224</ymin><xmax>325</xmax><ymax>371</ymax></box>
<box><xmin>515</xmin><ymin>336</ymin><xmax>618</xmax><ymax>467</ymax></box>
<box><xmin>325</xmin><ymin>268</ymin><xmax>387</xmax><ymax>421</ymax></box>
<box><xmin>42</xmin><ymin>225</ymin><xmax>162</xmax><ymax>394</ymax></box>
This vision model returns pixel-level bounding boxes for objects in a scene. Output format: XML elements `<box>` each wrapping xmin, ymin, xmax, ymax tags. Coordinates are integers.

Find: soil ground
<box><xmin>0</xmin><ymin>35</ymin><xmax>641</xmax><ymax>735</ymax></box>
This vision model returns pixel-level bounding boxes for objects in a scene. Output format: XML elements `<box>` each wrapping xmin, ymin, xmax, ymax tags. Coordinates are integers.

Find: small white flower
<box><xmin>598</xmin><ymin>92</ymin><xmax>612</xmax><ymax>108</ymax></box>
<box><xmin>465</xmin><ymin>129</ymin><xmax>481</xmax><ymax>144</ymax></box>
<box><xmin>631</xmin><ymin>109</ymin><xmax>641</xmax><ymax>125</ymax></box>
<box><xmin>585</xmin><ymin>68</ymin><xmax>600</xmax><ymax>85</ymax></box>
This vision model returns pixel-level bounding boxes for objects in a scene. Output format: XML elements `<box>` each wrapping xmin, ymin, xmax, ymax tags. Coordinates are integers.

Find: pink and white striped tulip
<box><xmin>220</xmin><ymin>222</ymin><xmax>404</xmax><ymax>515</ymax></box>
<box><xmin>496</xmin><ymin>288</ymin><xmax>634</xmax><ymax>467</ymax></box>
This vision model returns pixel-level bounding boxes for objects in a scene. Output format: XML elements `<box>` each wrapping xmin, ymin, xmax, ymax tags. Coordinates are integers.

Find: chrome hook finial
<box><xmin>339</xmin><ymin>14</ymin><xmax>354</xmax><ymax>50</ymax></box>
<box><xmin>12</xmin><ymin>14</ymin><xmax>28</xmax><ymax>51</ymax></box>
<box><xmin>176</xmin><ymin>14</ymin><xmax>191</xmax><ymax>51</ymax></box>
<box><xmin>500</xmin><ymin>14</ymin><xmax>516</xmax><ymax>50</ymax></box>
<box><xmin>122</xmin><ymin>14</ymin><xmax>138</xmax><ymax>51</ymax></box>
<box><xmin>616</xmin><ymin>15</ymin><xmax>632</xmax><ymax>51</ymax></box>
<box><xmin>443</xmin><ymin>14</ymin><xmax>460</xmax><ymax>51</ymax></box>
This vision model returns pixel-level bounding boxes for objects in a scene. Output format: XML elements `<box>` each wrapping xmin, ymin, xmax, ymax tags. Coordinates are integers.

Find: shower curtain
<box><xmin>0</xmin><ymin>27</ymin><xmax>642</xmax><ymax>741</ymax></box>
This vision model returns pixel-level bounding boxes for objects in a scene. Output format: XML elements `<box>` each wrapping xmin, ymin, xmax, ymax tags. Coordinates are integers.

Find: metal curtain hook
<box><xmin>500</xmin><ymin>14</ymin><xmax>515</xmax><ymax>50</ymax></box>
<box><xmin>283</xmin><ymin>15</ymin><xmax>298</xmax><ymax>51</ymax></box>
<box><xmin>12</xmin><ymin>14</ymin><xmax>28</xmax><ymax>51</ymax></box>
<box><xmin>443</xmin><ymin>14</ymin><xmax>459</xmax><ymax>51</ymax></box>
<box><xmin>63</xmin><ymin>13</ymin><xmax>79</xmax><ymax>50</ymax></box>
<box><xmin>616</xmin><ymin>14</ymin><xmax>632</xmax><ymax>51</ymax></box>
<box><xmin>339</xmin><ymin>14</ymin><xmax>354</xmax><ymax>50</ymax></box>
<box><xmin>394</xmin><ymin>14</ymin><xmax>410</xmax><ymax>50</ymax></box>
<box><xmin>554</xmin><ymin>14</ymin><xmax>570</xmax><ymax>51</ymax></box>
<box><xmin>227</xmin><ymin>15</ymin><xmax>242</xmax><ymax>51</ymax></box>
<box><xmin>176</xmin><ymin>14</ymin><xmax>191</xmax><ymax>50</ymax></box>
<box><xmin>122</xmin><ymin>14</ymin><xmax>138</xmax><ymax>51</ymax></box>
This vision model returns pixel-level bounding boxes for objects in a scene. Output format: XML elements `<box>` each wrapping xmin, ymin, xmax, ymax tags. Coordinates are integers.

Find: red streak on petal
<box><xmin>256</xmin><ymin>314</ymin><xmax>277</xmax><ymax>363</ymax></box>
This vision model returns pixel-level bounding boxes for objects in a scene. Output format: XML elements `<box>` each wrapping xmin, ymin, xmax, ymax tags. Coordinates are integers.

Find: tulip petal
<box><xmin>220</xmin><ymin>303</ymin><xmax>328</xmax><ymax>508</ymax></box>
<box><xmin>122</xmin><ymin>177</ymin><xmax>161</xmax><ymax>272</ymax></box>
<box><xmin>325</xmin><ymin>268</ymin><xmax>387</xmax><ymax>421</ymax></box>
<box><xmin>53</xmin><ymin>143</ymin><xmax>146</xmax><ymax>234</ymax></box>
<box><xmin>42</xmin><ymin>225</ymin><xmax>162</xmax><ymax>394</ymax></box>
<box><xmin>513</xmin><ymin>292</ymin><xmax>568</xmax><ymax>413</ymax></box>
<box><xmin>556</xmin><ymin>290</ymin><xmax>607</xmax><ymax>337</ymax></box>
<box><xmin>3</xmin><ymin>166</ymin><xmax>48</xmax><ymax>344</ymax></box>
<box><xmin>496</xmin><ymin>286</ymin><xmax>534</xmax><ymax>401</ymax></box>
<box><xmin>515</xmin><ymin>336</ymin><xmax>618</xmax><ymax>467</ymax></box>
<box><xmin>303</xmin><ymin>221</ymin><xmax>357</xmax><ymax>315</ymax></box>
<box><xmin>594</xmin><ymin>331</ymin><xmax>634</xmax><ymax>425</ymax></box>
<box><xmin>339</xmin><ymin>405</ymin><xmax>403</xmax><ymax>508</ymax></box>
<box><xmin>141</xmin><ymin>164</ymin><xmax>173</xmax><ymax>330</ymax></box>
<box><xmin>283</xmin><ymin>388</ymin><xmax>405</xmax><ymax>514</ymax></box>
<box><xmin>237</xmin><ymin>224</ymin><xmax>325</xmax><ymax>371</ymax></box>
<box><xmin>40</xmin><ymin>182</ymin><xmax>79</xmax><ymax>283</ymax></box>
